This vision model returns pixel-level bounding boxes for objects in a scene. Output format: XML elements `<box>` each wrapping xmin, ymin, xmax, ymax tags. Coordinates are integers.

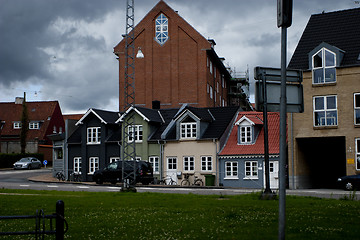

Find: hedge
<box><xmin>0</xmin><ymin>153</ymin><xmax>44</xmax><ymax>168</ymax></box>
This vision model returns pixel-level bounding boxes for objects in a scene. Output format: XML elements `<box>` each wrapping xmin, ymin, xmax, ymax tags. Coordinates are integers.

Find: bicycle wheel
<box><xmin>170</xmin><ymin>179</ymin><xmax>177</xmax><ymax>185</ymax></box>
<box><xmin>181</xmin><ymin>179</ymin><xmax>190</xmax><ymax>186</ymax></box>
<box><xmin>194</xmin><ymin>179</ymin><xmax>204</xmax><ymax>186</ymax></box>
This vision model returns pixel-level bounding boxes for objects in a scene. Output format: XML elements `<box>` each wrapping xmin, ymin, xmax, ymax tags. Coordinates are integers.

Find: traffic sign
<box><xmin>43</xmin><ymin>160</ymin><xmax>48</xmax><ymax>165</ymax></box>
<box><xmin>254</xmin><ymin>66</ymin><xmax>302</xmax><ymax>82</ymax></box>
<box><xmin>254</xmin><ymin>66</ymin><xmax>303</xmax><ymax>113</ymax></box>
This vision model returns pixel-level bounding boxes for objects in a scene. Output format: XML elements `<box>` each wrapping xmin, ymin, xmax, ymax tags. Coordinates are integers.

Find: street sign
<box><xmin>254</xmin><ymin>66</ymin><xmax>303</xmax><ymax>113</ymax></box>
<box><xmin>254</xmin><ymin>66</ymin><xmax>302</xmax><ymax>82</ymax></box>
<box><xmin>255</xmin><ymin>81</ymin><xmax>303</xmax><ymax>113</ymax></box>
<box><xmin>43</xmin><ymin>160</ymin><xmax>48</xmax><ymax>168</ymax></box>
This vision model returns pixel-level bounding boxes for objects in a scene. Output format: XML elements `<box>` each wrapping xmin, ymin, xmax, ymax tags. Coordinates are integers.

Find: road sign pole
<box><xmin>279</xmin><ymin>25</ymin><xmax>287</xmax><ymax>240</ymax></box>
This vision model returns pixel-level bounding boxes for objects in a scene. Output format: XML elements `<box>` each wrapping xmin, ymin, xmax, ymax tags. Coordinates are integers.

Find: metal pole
<box><xmin>278</xmin><ymin>26</ymin><xmax>287</xmax><ymax>240</ymax></box>
<box><xmin>263</xmin><ymin>76</ymin><xmax>271</xmax><ymax>194</ymax></box>
<box><xmin>56</xmin><ymin>200</ymin><xmax>64</xmax><ymax>240</ymax></box>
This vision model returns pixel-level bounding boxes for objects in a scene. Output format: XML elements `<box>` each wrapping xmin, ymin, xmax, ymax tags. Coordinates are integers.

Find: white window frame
<box><xmin>180</xmin><ymin>122</ymin><xmax>197</xmax><ymax>139</ymax></box>
<box><xmin>356</xmin><ymin>139</ymin><xmax>360</xmax><ymax>171</ymax></box>
<box><xmin>225</xmin><ymin>161</ymin><xmax>238</xmax><ymax>179</ymax></box>
<box><xmin>74</xmin><ymin>157</ymin><xmax>82</xmax><ymax>174</ymax></box>
<box><xmin>128</xmin><ymin>125</ymin><xmax>143</xmax><ymax>143</ymax></box>
<box><xmin>239</xmin><ymin>126</ymin><xmax>252</xmax><ymax>144</ymax></box>
<box><xmin>13</xmin><ymin>122</ymin><xmax>21</xmax><ymax>129</ymax></box>
<box><xmin>155</xmin><ymin>13</ymin><xmax>168</xmax><ymax>45</ymax></box>
<box><xmin>167</xmin><ymin>157</ymin><xmax>177</xmax><ymax>170</ymax></box>
<box><xmin>110</xmin><ymin>157</ymin><xmax>119</xmax><ymax>163</ymax></box>
<box><xmin>149</xmin><ymin>156</ymin><xmax>159</xmax><ymax>174</ymax></box>
<box><xmin>313</xmin><ymin>95</ymin><xmax>338</xmax><ymax>127</ymax></box>
<box><xmin>29</xmin><ymin>122</ymin><xmax>40</xmax><ymax>129</ymax></box>
<box><xmin>244</xmin><ymin>161</ymin><xmax>258</xmax><ymax>179</ymax></box>
<box><xmin>312</xmin><ymin>48</ymin><xmax>336</xmax><ymax>84</ymax></box>
<box><xmin>183</xmin><ymin>156</ymin><xmax>195</xmax><ymax>172</ymax></box>
<box><xmin>89</xmin><ymin>157</ymin><xmax>99</xmax><ymax>174</ymax></box>
<box><xmin>87</xmin><ymin>127</ymin><xmax>101</xmax><ymax>144</ymax></box>
<box><xmin>201</xmin><ymin>156</ymin><xmax>212</xmax><ymax>172</ymax></box>
<box><xmin>354</xmin><ymin>93</ymin><xmax>360</xmax><ymax>125</ymax></box>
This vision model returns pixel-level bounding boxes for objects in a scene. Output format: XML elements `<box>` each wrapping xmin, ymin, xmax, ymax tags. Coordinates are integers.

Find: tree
<box><xmin>20</xmin><ymin>93</ymin><xmax>29</xmax><ymax>154</ymax></box>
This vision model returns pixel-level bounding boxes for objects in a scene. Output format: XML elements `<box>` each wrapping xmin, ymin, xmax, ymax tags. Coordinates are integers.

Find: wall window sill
<box><xmin>224</xmin><ymin>177</ymin><xmax>239</xmax><ymax>180</ymax></box>
<box><xmin>313</xmin><ymin>125</ymin><xmax>338</xmax><ymax>130</ymax></box>
<box><xmin>243</xmin><ymin>177</ymin><xmax>258</xmax><ymax>180</ymax></box>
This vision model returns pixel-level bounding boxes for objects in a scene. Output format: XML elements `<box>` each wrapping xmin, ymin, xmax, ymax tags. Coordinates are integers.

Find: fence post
<box><xmin>56</xmin><ymin>200</ymin><xmax>64</xmax><ymax>240</ymax></box>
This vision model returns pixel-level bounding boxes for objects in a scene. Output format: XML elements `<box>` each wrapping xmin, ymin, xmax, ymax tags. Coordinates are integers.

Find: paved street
<box><xmin>0</xmin><ymin>168</ymin><xmax>359</xmax><ymax>200</ymax></box>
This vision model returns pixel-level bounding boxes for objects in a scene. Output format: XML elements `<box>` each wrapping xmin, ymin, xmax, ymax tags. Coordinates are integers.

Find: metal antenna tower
<box><xmin>121</xmin><ymin>0</ymin><xmax>137</xmax><ymax>191</ymax></box>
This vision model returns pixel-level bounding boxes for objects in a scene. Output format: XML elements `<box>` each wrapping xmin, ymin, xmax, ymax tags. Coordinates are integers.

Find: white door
<box><xmin>263</xmin><ymin>161</ymin><xmax>279</xmax><ymax>189</ymax></box>
<box><xmin>166</xmin><ymin>157</ymin><xmax>178</xmax><ymax>184</ymax></box>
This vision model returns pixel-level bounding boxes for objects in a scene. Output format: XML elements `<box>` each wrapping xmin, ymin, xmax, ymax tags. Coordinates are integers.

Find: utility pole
<box><xmin>121</xmin><ymin>0</ymin><xmax>137</xmax><ymax>192</ymax></box>
<box><xmin>277</xmin><ymin>0</ymin><xmax>292</xmax><ymax>239</ymax></box>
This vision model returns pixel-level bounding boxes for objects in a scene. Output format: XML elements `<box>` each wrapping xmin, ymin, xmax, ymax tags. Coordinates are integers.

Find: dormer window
<box><xmin>180</xmin><ymin>117</ymin><xmax>197</xmax><ymax>139</ymax></box>
<box><xmin>13</xmin><ymin>122</ymin><xmax>21</xmax><ymax>129</ymax></box>
<box><xmin>235</xmin><ymin>116</ymin><xmax>259</xmax><ymax>145</ymax></box>
<box><xmin>155</xmin><ymin>13</ymin><xmax>168</xmax><ymax>45</ymax></box>
<box><xmin>29</xmin><ymin>122</ymin><xmax>40</xmax><ymax>129</ymax></box>
<box><xmin>312</xmin><ymin>48</ymin><xmax>336</xmax><ymax>84</ymax></box>
<box><xmin>239</xmin><ymin>126</ymin><xmax>252</xmax><ymax>144</ymax></box>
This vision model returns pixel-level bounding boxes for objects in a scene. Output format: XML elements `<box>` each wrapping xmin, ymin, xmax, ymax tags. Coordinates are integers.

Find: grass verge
<box><xmin>0</xmin><ymin>189</ymin><xmax>359</xmax><ymax>239</ymax></box>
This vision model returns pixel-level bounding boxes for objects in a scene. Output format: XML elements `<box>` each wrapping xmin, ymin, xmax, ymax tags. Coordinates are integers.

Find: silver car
<box><xmin>13</xmin><ymin>157</ymin><xmax>42</xmax><ymax>170</ymax></box>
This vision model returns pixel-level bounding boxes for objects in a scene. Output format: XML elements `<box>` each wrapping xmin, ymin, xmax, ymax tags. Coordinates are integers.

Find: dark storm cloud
<box><xmin>0</xmin><ymin>0</ymin><xmax>118</xmax><ymax>86</ymax></box>
<box><xmin>0</xmin><ymin>0</ymin><xmax>357</xmax><ymax>112</ymax></box>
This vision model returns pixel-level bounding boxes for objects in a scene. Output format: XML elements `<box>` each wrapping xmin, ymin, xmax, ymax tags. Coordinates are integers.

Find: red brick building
<box><xmin>114</xmin><ymin>0</ymin><xmax>248</xmax><ymax>110</ymax></box>
<box><xmin>0</xmin><ymin>98</ymin><xmax>65</xmax><ymax>162</ymax></box>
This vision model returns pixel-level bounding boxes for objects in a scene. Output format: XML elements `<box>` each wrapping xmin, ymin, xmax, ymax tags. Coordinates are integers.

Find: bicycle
<box><xmin>56</xmin><ymin>171</ymin><xmax>65</xmax><ymax>181</ymax></box>
<box><xmin>181</xmin><ymin>173</ymin><xmax>204</xmax><ymax>186</ymax></box>
<box><xmin>70</xmin><ymin>172</ymin><xmax>82</xmax><ymax>182</ymax></box>
<box><xmin>159</xmin><ymin>175</ymin><xmax>177</xmax><ymax>185</ymax></box>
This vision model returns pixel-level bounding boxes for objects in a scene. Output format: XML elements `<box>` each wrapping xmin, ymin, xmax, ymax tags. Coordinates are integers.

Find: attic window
<box><xmin>239</xmin><ymin>126</ymin><xmax>252</xmax><ymax>144</ymax></box>
<box><xmin>13</xmin><ymin>122</ymin><xmax>21</xmax><ymax>129</ymax></box>
<box><xmin>155</xmin><ymin>13</ymin><xmax>169</xmax><ymax>45</ymax></box>
<box><xmin>312</xmin><ymin>48</ymin><xmax>336</xmax><ymax>84</ymax></box>
<box><xmin>29</xmin><ymin>122</ymin><xmax>40</xmax><ymax>129</ymax></box>
<box><xmin>180</xmin><ymin>117</ymin><xmax>197</xmax><ymax>139</ymax></box>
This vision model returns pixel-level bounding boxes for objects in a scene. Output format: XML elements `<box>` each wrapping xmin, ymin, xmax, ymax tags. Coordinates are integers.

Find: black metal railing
<box><xmin>0</xmin><ymin>200</ymin><xmax>67</xmax><ymax>240</ymax></box>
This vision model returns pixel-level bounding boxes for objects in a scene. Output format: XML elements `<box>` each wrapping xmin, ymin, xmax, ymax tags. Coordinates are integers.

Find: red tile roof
<box><xmin>219</xmin><ymin>111</ymin><xmax>280</xmax><ymax>156</ymax></box>
<box><xmin>63</xmin><ymin>114</ymin><xmax>83</xmax><ymax>121</ymax></box>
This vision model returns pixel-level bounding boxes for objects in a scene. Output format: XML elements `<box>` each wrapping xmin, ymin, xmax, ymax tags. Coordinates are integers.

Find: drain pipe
<box><xmin>290</xmin><ymin>113</ymin><xmax>295</xmax><ymax>189</ymax></box>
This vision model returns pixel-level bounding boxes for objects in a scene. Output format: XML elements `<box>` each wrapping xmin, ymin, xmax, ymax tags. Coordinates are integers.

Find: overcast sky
<box><xmin>0</xmin><ymin>0</ymin><xmax>357</xmax><ymax>114</ymax></box>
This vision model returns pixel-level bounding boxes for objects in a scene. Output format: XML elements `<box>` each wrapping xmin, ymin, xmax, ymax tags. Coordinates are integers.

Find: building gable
<box><xmin>289</xmin><ymin>8</ymin><xmax>360</xmax><ymax>70</ymax></box>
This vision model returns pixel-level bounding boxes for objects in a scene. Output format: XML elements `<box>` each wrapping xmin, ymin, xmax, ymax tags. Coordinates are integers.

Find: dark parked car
<box><xmin>93</xmin><ymin>160</ymin><xmax>154</xmax><ymax>185</ymax></box>
<box><xmin>337</xmin><ymin>174</ymin><xmax>360</xmax><ymax>190</ymax></box>
<box><xmin>13</xmin><ymin>157</ymin><xmax>42</xmax><ymax>170</ymax></box>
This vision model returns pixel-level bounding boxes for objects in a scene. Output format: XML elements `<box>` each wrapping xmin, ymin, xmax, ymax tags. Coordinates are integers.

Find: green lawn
<box><xmin>0</xmin><ymin>189</ymin><xmax>359</xmax><ymax>239</ymax></box>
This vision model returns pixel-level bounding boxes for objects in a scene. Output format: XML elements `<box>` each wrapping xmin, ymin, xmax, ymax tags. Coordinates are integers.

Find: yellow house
<box><xmin>287</xmin><ymin>8</ymin><xmax>360</xmax><ymax>189</ymax></box>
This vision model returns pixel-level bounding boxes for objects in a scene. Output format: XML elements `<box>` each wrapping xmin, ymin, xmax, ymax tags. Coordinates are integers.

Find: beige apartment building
<box><xmin>287</xmin><ymin>8</ymin><xmax>360</xmax><ymax>189</ymax></box>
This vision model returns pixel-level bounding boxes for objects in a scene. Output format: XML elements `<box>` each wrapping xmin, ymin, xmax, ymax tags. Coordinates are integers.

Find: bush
<box><xmin>0</xmin><ymin>153</ymin><xmax>44</xmax><ymax>168</ymax></box>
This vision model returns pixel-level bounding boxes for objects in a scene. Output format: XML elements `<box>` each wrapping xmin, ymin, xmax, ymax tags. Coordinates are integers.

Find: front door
<box><xmin>263</xmin><ymin>160</ymin><xmax>279</xmax><ymax>189</ymax></box>
<box><xmin>269</xmin><ymin>161</ymin><xmax>279</xmax><ymax>189</ymax></box>
<box><xmin>166</xmin><ymin>157</ymin><xmax>178</xmax><ymax>184</ymax></box>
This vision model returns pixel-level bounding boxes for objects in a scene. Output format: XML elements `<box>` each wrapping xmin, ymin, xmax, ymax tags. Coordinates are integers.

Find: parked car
<box><xmin>13</xmin><ymin>157</ymin><xmax>42</xmax><ymax>170</ymax></box>
<box><xmin>337</xmin><ymin>174</ymin><xmax>360</xmax><ymax>190</ymax></box>
<box><xmin>93</xmin><ymin>160</ymin><xmax>154</xmax><ymax>185</ymax></box>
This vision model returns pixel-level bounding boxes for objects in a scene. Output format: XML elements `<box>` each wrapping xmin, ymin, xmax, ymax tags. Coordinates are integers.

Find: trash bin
<box><xmin>205</xmin><ymin>174</ymin><xmax>215</xmax><ymax>186</ymax></box>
